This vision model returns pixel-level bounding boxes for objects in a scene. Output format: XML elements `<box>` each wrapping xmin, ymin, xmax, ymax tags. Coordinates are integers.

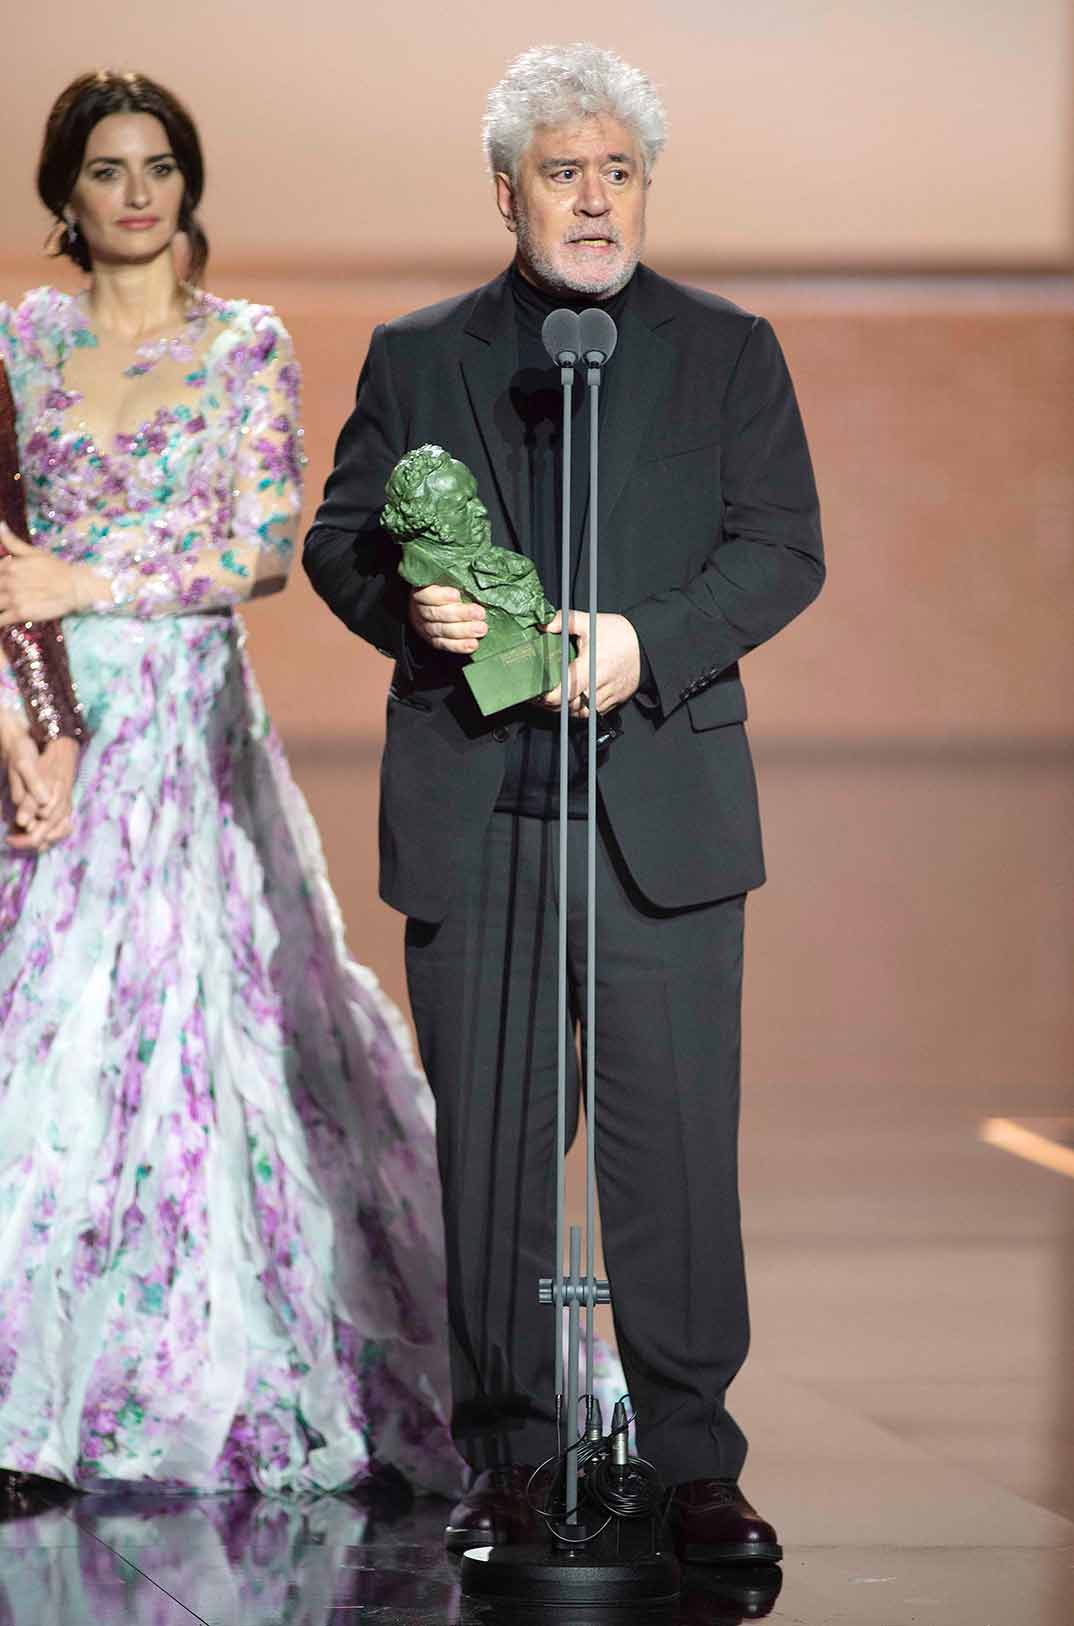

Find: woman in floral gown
<box><xmin>0</xmin><ymin>70</ymin><xmax>471</xmax><ymax>1501</ymax></box>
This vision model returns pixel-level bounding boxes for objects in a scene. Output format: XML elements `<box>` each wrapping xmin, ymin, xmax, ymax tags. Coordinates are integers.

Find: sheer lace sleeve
<box><xmin>82</xmin><ymin>311</ymin><xmax>303</xmax><ymax>618</ymax></box>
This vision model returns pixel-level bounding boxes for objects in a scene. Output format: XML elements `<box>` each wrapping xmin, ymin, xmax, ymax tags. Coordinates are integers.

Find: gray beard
<box><xmin>513</xmin><ymin>211</ymin><xmax>641</xmax><ymax>299</ymax></box>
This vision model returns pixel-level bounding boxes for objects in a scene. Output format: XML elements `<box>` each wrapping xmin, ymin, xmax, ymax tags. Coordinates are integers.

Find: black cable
<box><xmin>525</xmin><ymin>1394</ymin><xmax>611</xmax><ymax>1539</ymax></box>
<box><xmin>526</xmin><ymin>1431</ymin><xmax>603</xmax><ymax>1517</ymax></box>
<box><xmin>605</xmin><ymin>1395</ymin><xmax>635</xmax><ymax>1442</ymax></box>
<box><xmin>586</xmin><ymin>1455</ymin><xmax>664</xmax><ymax>1519</ymax></box>
<box><xmin>546</xmin><ymin>1511</ymin><xmax>615</xmax><ymax>1548</ymax></box>
<box><xmin>525</xmin><ymin>1391</ymin><xmax>663</xmax><ymax>1539</ymax></box>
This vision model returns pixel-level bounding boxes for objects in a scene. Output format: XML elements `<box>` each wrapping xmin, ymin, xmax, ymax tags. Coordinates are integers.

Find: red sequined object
<box><xmin>0</xmin><ymin>359</ymin><xmax>86</xmax><ymax>745</ymax></box>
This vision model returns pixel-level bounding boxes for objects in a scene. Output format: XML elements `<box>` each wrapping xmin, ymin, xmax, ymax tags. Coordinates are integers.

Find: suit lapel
<box><xmin>460</xmin><ymin>271</ymin><xmax>528</xmax><ymax>556</ymax></box>
<box><xmin>573</xmin><ymin>268</ymin><xmax>677</xmax><ymax>600</ymax></box>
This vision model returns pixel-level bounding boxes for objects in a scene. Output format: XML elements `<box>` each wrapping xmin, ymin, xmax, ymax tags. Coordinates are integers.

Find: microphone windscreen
<box><xmin>542</xmin><ymin>309</ymin><xmax>582</xmax><ymax>365</ymax></box>
<box><xmin>579</xmin><ymin>307</ymin><xmax>618</xmax><ymax>364</ymax></box>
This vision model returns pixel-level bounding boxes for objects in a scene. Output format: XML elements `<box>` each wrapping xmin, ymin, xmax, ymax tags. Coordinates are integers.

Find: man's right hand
<box><xmin>408</xmin><ymin>585</ymin><xmax>487</xmax><ymax>655</ymax></box>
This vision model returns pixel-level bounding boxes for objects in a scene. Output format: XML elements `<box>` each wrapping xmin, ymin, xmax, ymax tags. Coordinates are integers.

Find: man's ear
<box><xmin>494</xmin><ymin>172</ymin><xmax>517</xmax><ymax>233</ymax></box>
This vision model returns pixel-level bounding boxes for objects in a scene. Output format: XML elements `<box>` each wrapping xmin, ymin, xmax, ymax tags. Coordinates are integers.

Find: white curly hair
<box><xmin>483</xmin><ymin>43</ymin><xmax>668</xmax><ymax>181</ymax></box>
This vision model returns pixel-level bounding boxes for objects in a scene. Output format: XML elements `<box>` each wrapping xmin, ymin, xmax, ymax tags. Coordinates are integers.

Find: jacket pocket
<box><xmin>686</xmin><ymin>679</ymin><xmax>747</xmax><ymax>731</ymax></box>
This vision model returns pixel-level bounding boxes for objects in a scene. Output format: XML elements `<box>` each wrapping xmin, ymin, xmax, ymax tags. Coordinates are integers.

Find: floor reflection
<box><xmin>0</xmin><ymin>1491</ymin><xmax>782</xmax><ymax>1625</ymax></box>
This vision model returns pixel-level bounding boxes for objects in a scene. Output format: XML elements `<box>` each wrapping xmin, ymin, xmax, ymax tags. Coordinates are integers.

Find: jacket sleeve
<box><xmin>624</xmin><ymin>316</ymin><xmax>824</xmax><ymax>717</ymax></box>
<box><xmin>302</xmin><ymin>324</ymin><xmax>414</xmax><ymax>665</ymax></box>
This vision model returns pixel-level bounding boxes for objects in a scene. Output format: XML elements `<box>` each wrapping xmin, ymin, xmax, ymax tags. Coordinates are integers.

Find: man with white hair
<box><xmin>305</xmin><ymin>43</ymin><xmax>823</xmax><ymax>1565</ymax></box>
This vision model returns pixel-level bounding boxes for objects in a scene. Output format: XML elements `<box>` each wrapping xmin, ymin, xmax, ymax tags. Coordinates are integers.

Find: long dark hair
<box><xmin>37</xmin><ymin>70</ymin><xmax>208</xmax><ymax>282</ymax></box>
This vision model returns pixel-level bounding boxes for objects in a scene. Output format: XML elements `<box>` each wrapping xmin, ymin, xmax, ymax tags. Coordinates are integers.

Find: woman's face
<box><xmin>68</xmin><ymin>112</ymin><xmax>185</xmax><ymax>269</ymax></box>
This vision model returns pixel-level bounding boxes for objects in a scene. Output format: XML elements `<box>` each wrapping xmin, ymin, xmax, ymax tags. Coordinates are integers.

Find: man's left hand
<box><xmin>536</xmin><ymin>611</ymin><xmax>641</xmax><ymax>717</ymax></box>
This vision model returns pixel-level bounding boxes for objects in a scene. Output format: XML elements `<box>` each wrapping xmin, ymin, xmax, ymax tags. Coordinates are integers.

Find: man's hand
<box><xmin>0</xmin><ymin>525</ymin><xmax>96</xmax><ymax>625</ymax></box>
<box><xmin>535</xmin><ymin>612</ymin><xmax>641</xmax><ymax>717</ymax></box>
<box><xmin>1</xmin><ymin>724</ymin><xmax>78</xmax><ymax>853</ymax></box>
<box><xmin>408</xmin><ymin>584</ymin><xmax>487</xmax><ymax>654</ymax></box>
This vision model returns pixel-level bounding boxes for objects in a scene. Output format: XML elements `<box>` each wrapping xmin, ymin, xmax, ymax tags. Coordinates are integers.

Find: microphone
<box><xmin>578</xmin><ymin>307</ymin><xmax>618</xmax><ymax>367</ymax></box>
<box><xmin>541</xmin><ymin>309</ymin><xmax>582</xmax><ymax>367</ymax></box>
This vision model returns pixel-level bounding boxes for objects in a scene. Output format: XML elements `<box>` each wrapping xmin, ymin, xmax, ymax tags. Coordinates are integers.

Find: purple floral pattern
<box><xmin>1</xmin><ymin>289</ymin><xmax>303</xmax><ymax>624</ymax></box>
<box><xmin>0</xmin><ymin>288</ymin><xmax>469</xmax><ymax>1496</ymax></box>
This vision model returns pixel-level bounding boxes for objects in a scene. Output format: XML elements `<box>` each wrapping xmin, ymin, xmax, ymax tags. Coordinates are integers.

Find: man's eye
<box><xmin>607</xmin><ymin>169</ymin><xmax>629</xmax><ymax>183</ymax></box>
<box><xmin>553</xmin><ymin>168</ymin><xmax>578</xmax><ymax>182</ymax></box>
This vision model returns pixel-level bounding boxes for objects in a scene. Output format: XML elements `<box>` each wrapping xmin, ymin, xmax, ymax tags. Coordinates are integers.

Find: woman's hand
<box><xmin>0</xmin><ymin>525</ymin><xmax>99</xmax><ymax>624</ymax></box>
<box><xmin>0</xmin><ymin>716</ymin><xmax>78</xmax><ymax>853</ymax></box>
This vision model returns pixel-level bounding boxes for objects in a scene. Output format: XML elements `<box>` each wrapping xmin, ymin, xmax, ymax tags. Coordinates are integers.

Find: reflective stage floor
<box><xmin>4</xmin><ymin>1055</ymin><xmax>1071</xmax><ymax>1625</ymax></box>
<box><xmin>2</xmin><ymin>1459</ymin><xmax>1071</xmax><ymax>1626</ymax></box>
<box><xmin>3</xmin><ymin>745</ymin><xmax>1070</xmax><ymax>1623</ymax></box>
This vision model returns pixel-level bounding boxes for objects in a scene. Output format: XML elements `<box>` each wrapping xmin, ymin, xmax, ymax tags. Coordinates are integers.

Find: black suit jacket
<box><xmin>304</xmin><ymin>264</ymin><xmax>824</xmax><ymax>921</ymax></box>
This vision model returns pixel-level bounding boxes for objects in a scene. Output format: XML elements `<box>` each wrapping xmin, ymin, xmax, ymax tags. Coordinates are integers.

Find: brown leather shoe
<box><xmin>669</xmin><ymin>1479</ymin><xmax>782</xmax><ymax>1565</ymax></box>
<box><xmin>444</xmin><ymin>1465</ymin><xmax>540</xmax><ymax>1553</ymax></box>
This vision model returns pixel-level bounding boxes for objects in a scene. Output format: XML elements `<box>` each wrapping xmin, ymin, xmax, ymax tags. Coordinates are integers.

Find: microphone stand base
<box><xmin>459</xmin><ymin>1543</ymin><xmax>680</xmax><ymax>1607</ymax></box>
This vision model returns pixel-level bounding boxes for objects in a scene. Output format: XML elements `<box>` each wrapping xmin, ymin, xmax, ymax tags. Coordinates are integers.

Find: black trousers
<box><xmin>405</xmin><ymin>808</ymin><xmax>750</xmax><ymax>1486</ymax></box>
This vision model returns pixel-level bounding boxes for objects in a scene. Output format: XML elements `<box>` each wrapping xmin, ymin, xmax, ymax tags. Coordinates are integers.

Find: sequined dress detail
<box><xmin>0</xmin><ymin>287</ymin><xmax>470</xmax><ymax>1496</ymax></box>
<box><xmin>0</xmin><ymin>358</ymin><xmax>84</xmax><ymax>743</ymax></box>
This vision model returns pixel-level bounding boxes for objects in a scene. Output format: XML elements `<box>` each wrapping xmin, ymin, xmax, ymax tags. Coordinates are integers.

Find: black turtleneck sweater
<box><xmin>493</xmin><ymin>265</ymin><xmax>634</xmax><ymax>819</ymax></box>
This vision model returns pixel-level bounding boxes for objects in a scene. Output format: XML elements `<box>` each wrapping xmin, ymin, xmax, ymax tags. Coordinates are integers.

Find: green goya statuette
<box><xmin>382</xmin><ymin>444</ymin><xmax>566</xmax><ymax>716</ymax></box>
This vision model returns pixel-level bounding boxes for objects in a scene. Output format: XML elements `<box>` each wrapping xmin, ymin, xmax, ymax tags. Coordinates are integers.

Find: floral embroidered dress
<box><xmin>0</xmin><ymin>287</ymin><xmax>470</xmax><ymax>1496</ymax></box>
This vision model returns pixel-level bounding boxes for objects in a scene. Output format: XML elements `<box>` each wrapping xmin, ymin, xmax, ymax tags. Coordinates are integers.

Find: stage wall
<box><xmin>0</xmin><ymin>1</ymin><xmax>1070</xmax><ymax>271</ymax></box>
<box><xmin>0</xmin><ymin>8</ymin><xmax>1071</xmax><ymax>1100</ymax></box>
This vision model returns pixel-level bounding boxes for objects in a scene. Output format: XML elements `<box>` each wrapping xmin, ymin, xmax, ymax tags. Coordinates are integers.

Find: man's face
<box><xmin>495</xmin><ymin>114</ymin><xmax>647</xmax><ymax>299</ymax></box>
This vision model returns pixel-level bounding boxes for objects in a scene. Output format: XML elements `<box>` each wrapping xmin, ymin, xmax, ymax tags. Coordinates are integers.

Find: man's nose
<box><xmin>575</xmin><ymin>172</ymin><xmax>610</xmax><ymax>215</ymax></box>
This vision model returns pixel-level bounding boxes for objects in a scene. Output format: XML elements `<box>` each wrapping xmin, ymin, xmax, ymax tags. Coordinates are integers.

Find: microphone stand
<box><xmin>554</xmin><ymin>319</ymin><xmax>577</xmax><ymax>1511</ymax></box>
<box><xmin>459</xmin><ymin>306</ymin><xmax>679</xmax><ymax>1610</ymax></box>
<box><xmin>580</xmin><ymin>307</ymin><xmax>618</xmax><ymax>1494</ymax></box>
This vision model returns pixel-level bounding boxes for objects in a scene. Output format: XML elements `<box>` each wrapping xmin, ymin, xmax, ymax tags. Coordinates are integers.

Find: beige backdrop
<box><xmin>0</xmin><ymin>11</ymin><xmax>1071</xmax><ymax>1102</ymax></box>
<box><xmin>0</xmin><ymin>0</ymin><xmax>1071</xmax><ymax>270</ymax></box>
